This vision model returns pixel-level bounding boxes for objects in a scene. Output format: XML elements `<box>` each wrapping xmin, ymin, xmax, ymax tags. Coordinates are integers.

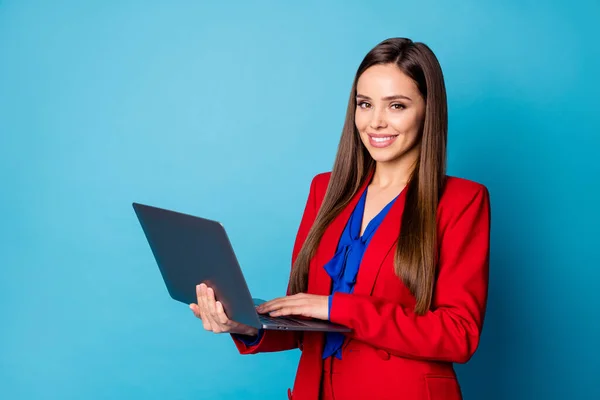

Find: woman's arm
<box><xmin>231</xmin><ymin>173</ymin><xmax>326</xmax><ymax>354</ymax></box>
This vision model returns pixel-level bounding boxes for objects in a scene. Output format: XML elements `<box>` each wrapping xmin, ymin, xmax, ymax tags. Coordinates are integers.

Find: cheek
<box><xmin>354</xmin><ymin>110</ymin><xmax>369</xmax><ymax>132</ymax></box>
<box><xmin>389</xmin><ymin>111</ymin><xmax>421</xmax><ymax>136</ymax></box>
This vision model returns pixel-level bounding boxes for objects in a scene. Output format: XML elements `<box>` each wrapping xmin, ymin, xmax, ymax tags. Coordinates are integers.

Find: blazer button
<box><xmin>376</xmin><ymin>349</ymin><xmax>391</xmax><ymax>360</ymax></box>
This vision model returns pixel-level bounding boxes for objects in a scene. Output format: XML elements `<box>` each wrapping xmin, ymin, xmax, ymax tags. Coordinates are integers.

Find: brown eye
<box><xmin>391</xmin><ymin>103</ymin><xmax>405</xmax><ymax>110</ymax></box>
<box><xmin>357</xmin><ymin>101</ymin><xmax>371</xmax><ymax>109</ymax></box>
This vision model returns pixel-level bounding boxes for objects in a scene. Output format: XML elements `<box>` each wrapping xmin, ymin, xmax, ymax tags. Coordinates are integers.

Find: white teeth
<box><xmin>372</xmin><ymin>136</ymin><xmax>394</xmax><ymax>142</ymax></box>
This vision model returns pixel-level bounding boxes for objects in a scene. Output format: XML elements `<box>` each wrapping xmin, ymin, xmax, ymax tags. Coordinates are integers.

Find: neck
<box><xmin>371</xmin><ymin>144</ymin><xmax>420</xmax><ymax>189</ymax></box>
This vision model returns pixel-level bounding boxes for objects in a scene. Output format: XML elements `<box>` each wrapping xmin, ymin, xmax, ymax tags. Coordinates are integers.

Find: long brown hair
<box><xmin>289</xmin><ymin>38</ymin><xmax>447</xmax><ymax>315</ymax></box>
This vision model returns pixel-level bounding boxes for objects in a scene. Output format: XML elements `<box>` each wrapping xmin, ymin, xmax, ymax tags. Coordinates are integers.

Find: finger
<box><xmin>212</xmin><ymin>301</ymin><xmax>230</xmax><ymax>333</ymax></box>
<box><xmin>208</xmin><ymin>300</ymin><xmax>225</xmax><ymax>333</ymax></box>
<box><xmin>191</xmin><ymin>303</ymin><xmax>212</xmax><ymax>330</ymax></box>
<box><xmin>199</xmin><ymin>284</ymin><xmax>214</xmax><ymax>318</ymax></box>
<box><xmin>269</xmin><ymin>305</ymin><xmax>302</xmax><ymax>317</ymax></box>
<box><xmin>268</xmin><ymin>295</ymin><xmax>314</xmax><ymax>317</ymax></box>
<box><xmin>189</xmin><ymin>303</ymin><xmax>201</xmax><ymax>318</ymax></box>
<box><xmin>200</xmin><ymin>309</ymin><xmax>213</xmax><ymax>331</ymax></box>
<box><xmin>257</xmin><ymin>295</ymin><xmax>288</xmax><ymax>309</ymax></box>
<box><xmin>260</xmin><ymin>296</ymin><xmax>305</xmax><ymax>313</ymax></box>
<box><xmin>197</xmin><ymin>284</ymin><xmax>208</xmax><ymax>313</ymax></box>
<box><xmin>206</xmin><ymin>287</ymin><xmax>218</xmax><ymax>314</ymax></box>
<box><xmin>196</xmin><ymin>283</ymin><xmax>203</xmax><ymax>304</ymax></box>
<box><xmin>203</xmin><ymin>287</ymin><xmax>220</xmax><ymax>328</ymax></box>
<box><xmin>209</xmin><ymin>299</ymin><xmax>224</xmax><ymax>333</ymax></box>
<box><xmin>215</xmin><ymin>301</ymin><xmax>230</xmax><ymax>325</ymax></box>
<box><xmin>257</xmin><ymin>296</ymin><xmax>288</xmax><ymax>312</ymax></box>
<box><xmin>197</xmin><ymin>285</ymin><xmax>217</xmax><ymax>330</ymax></box>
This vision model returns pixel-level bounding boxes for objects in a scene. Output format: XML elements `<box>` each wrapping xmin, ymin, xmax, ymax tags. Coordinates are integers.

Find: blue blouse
<box><xmin>322</xmin><ymin>188</ymin><xmax>396</xmax><ymax>359</ymax></box>
<box><xmin>236</xmin><ymin>188</ymin><xmax>397</xmax><ymax>356</ymax></box>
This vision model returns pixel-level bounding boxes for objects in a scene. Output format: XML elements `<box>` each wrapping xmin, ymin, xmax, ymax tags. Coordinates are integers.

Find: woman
<box><xmin>190</xmin><ymin>37</ymin><xmax>491</xmax><ymax>400</ymax></box>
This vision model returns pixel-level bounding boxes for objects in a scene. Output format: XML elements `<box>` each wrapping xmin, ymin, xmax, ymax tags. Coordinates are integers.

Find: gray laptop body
<box><xmin>132</xmin><ymin>202</ymin><xmax>351</xmax><ymax>333</ymax></box>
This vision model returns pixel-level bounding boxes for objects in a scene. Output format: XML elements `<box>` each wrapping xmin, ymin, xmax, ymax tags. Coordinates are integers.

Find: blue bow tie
<box><xmin>324</xmin><ymin>240</ymin><xmax>365</xmax><ymax>291</ymax></box>
<box><xmin>322</xmin><ymin>188</ymin><xmax>397</xmax><ymax>360</ymax></box>
<box><xmin>322</xmin><ymin>238</ymin><xmax>367</xmax><ymax>359</ymax></box>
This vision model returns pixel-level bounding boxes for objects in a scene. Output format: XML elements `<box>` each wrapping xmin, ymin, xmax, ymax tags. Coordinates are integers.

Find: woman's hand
<box><xmin>256</xmin><ymin>293</ymin><xmax>329</xmax><ymax>321</ymax></box>
<box><xmin>190</xmin><ymin>283</ymin><xmax>259</xmax><ymax>337</ymax></box>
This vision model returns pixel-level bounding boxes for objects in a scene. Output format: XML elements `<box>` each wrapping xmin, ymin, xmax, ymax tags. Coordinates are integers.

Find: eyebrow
<box><xmin>356</xmin><ymin>94</ymin><xmax>412</xmax><ymax>101</ymax></box>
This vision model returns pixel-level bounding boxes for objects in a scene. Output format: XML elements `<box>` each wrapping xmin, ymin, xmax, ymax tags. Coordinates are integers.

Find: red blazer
<box><xmin>233</xmin><ymin>172</ymin><xmax>491</xmax><ymax>400</ymax></box>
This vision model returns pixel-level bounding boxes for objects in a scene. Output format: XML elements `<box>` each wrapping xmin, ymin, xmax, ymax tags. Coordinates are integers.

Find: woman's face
<box><xmin>354</xmin><ymin>63</ymin><xmax>426</xmax><ymax>166</ymax></box>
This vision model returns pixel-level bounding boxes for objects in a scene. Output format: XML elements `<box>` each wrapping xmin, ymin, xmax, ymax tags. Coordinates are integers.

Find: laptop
<box><xmin>132</xmin><ymin>202</ymin><xmax>351</xmax><ymax>333</ymax></box>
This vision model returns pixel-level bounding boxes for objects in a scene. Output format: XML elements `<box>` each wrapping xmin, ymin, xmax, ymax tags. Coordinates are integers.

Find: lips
<box><xmin>367</xmin><ymin>134</ymin><xmax>399</xmax><ymax>148</ymax></box>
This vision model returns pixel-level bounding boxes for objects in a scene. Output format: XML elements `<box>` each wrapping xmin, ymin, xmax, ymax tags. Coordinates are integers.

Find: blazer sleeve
<box><xmin>232</xmin><ymin>174</ymin><xmax>322</xmax><ymax>354</ymax></box>
<box><xmin>329</xmin><ymin>186</ymin><xmax>491</xmax><ymax>363</ymax></box>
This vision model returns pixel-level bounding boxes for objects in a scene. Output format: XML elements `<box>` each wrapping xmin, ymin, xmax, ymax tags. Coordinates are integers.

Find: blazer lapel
<box><xmin>309</xmin><ymin>174</ymin><xmax>372</xmax><ymax>296</ymax></box>
<box><xmin>352</xmin><ymin>187</ymin><xmax>407</xmax><ymax>296</ymax></box>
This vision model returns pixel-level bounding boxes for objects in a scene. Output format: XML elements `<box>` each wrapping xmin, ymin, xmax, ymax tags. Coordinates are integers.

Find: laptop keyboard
<box><xmin>258</xmin><ymin>314</ymin><xmax>309</xmax><ymax>327</ymax></box>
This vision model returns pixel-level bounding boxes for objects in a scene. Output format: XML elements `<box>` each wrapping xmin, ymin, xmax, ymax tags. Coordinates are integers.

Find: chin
<box><xmin>365</xmin><ymin>146</ymin><xmax>406</xmax><ymax>164</ymax></box>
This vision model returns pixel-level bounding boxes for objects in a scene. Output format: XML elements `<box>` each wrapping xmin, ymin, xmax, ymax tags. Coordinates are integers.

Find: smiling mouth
<box><xmin>367</xmin><ymin>134</ymin><xmax>399</xmax><ymax>148</ymax></box>
<box><xmin>371</xmin><ymin>135</ymin><xmax>397</xmax><ymax>142</ymax></box>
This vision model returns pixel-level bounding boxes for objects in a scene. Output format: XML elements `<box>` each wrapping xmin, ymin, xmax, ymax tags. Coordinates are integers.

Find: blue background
<box><xmin>1</xmin><ymin>1</ymin><xmax>598</xmax><ymax>399</ymax></box>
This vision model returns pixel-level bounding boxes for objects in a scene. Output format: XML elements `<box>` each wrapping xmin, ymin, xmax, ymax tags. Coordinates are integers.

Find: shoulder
<box><xmin>442</xmin><ymin>176</ymin><xmax>488</xmax><ymax>199</ymax></box>
<box><xmin>439</xmin><ymin>176</ymin><xmax>491</xmax><ymax>216</ymax></box>
<box><xmin>303</xmin><ymin>172</ymin><xmax>331</xmax><ymax>210</ymax></box>
<box><xmin>308</xmin><ymin>171</ymin><xmax>332</xmax><ymax>196</ymax></box>
<box><xmin>311</xmin><ymin>172</ymin><xmax>332</xmax><ymax>189</ymax></box>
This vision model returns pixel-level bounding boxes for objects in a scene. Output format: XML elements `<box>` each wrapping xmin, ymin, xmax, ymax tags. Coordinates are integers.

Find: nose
<box><xmin>369</xmin><ymin>108</ymin><xmax>387</xmax><ymax>130</ymax></box>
